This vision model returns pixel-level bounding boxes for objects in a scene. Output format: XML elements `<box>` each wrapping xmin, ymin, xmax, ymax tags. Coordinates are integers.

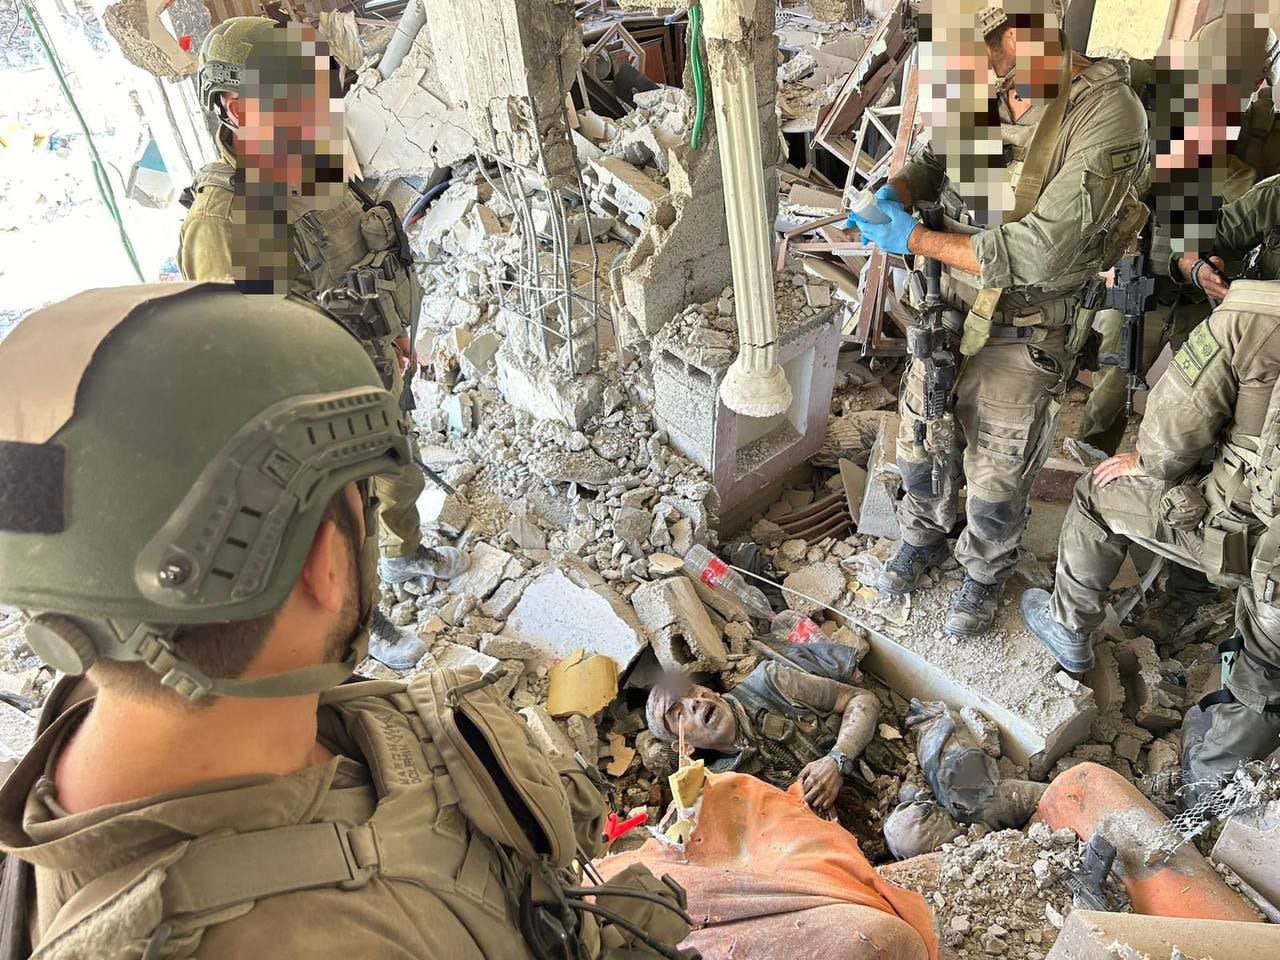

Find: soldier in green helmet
<box><xmin>178</xmin><ymin>17</ymin><xmax>467</xmax><ymax>669</ymax></box>
<box><xmin>0</xmin><ymin>284</ymin><xmax>691</xmax><ymax>958</ymax></box>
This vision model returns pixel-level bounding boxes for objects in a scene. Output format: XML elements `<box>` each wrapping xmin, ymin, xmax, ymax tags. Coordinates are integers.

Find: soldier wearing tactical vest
<box><xmin>0</xmin><ymin>284</ymin><xmax>691</xmax><ymax>958</ymax></box>
<box><xmin>847</xmin><ymin>3</ymin><xmax>1149</xmax><ymax>637</ymax></box>
<box><xmin>1020</xmin><ymin>280</ymin><xmax>1280</xmax><ymax>803</ymax></box>
<box><xmin>178</xmin><ymin>17</ymin><xmax>460</xmax><ymax>670</ymax></box>
<box><xmin>1078</xmin><ymin>18</ymin><xmax>1278</xmax><ymax>462</ymax></box>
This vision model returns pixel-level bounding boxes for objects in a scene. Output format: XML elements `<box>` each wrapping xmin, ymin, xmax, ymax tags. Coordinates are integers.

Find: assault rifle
<box><xmin>1095</xmin><ymin>236</ymin><xmax>1157</xmax><ymax>418</ymax></box>
<box><xmin>906</xmin><ymin>203</ymin><xmax>961</xmax><ymax>496</ymax></box>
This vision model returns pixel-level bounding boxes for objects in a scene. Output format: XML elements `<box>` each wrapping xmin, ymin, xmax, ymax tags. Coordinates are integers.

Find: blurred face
<box><xmin>662</xmin><ymin>684</ymin><xmax>737</xmax><ymax>752</ymax></box>
<box><xmin>1012</xmin><ymin>24</ymin><xmax>1067</xmax><ymax>100</ymax></box>
<box><xmin>226</xmin><ymin>56</ymin><xmax>344</xmax><ymax>190</ymax></box>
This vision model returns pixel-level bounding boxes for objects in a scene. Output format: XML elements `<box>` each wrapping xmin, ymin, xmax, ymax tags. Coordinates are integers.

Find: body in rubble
<box><xmin>645</xmin><ymin>642</ymin><xmax>893</xmax><ymax>832</ymax></box>
<box><xmin>178</xmin><ymin>17</ymin><xmax>465</xmax><ymax>669</ymax></box>
<box><xmin>847</xmin><ymin>3</ymin><xmax>1149</xmax><ymax>640</ymax></box>
<box><xmin>1020</xmin><ymin>279</ymin><xmax>1280</xmax><ymax>807</ymax></box>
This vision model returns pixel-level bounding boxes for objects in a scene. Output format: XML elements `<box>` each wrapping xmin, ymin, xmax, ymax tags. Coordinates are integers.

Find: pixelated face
<box><xmin>232</xmin><ymin>27</ymin><xmax>345</xmax><ymax>191</ymax></box>
<box><xmin>917</xmin><ymin>2</ymin><xmax>1065</xmax><ymax>224</ymax></box>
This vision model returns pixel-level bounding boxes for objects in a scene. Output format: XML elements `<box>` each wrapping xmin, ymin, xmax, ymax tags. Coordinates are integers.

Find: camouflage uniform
<box><xmin>1080</xmin><ymin>90</ymin><xmax>1280</xmax><ymax>452</ymax></box>
<box><xmin>178</xmin><ymin>104</ymin><xmax>424</xmax><ymax>564</ymax></box>
<box><xmin>1048</xmin><ymin>281</ymin><xmax>1280</xmax><ymax>783</ymax></box>
<box><xmin>893</xmin><ymin>59</ymin><xmax>1148</xmax><ymax>587</ymax></box>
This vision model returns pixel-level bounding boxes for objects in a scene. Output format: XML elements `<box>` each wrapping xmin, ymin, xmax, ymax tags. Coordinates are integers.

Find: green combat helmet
<box><xmin>0</xmin><ymin>283</ymin><xmax>409</xmax><ymax>700</ymax></box>
<box><xmin>197</xmin><ymin>16</ymin><xmax>321</xmax><ymax>112</ymax></box>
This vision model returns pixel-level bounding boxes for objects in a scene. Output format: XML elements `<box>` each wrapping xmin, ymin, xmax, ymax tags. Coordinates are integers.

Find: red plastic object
<box><xmin>179</xmin><ymin>35</ymin><xmax>193</xmax><ymax>52</ymax></box>
<box><xmin>604</xmin><ymin>811</ymin><xmax>648</xmax><ymax>843</ymax></box>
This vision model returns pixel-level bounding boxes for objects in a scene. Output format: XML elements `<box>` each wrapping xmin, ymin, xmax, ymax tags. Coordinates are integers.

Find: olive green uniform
<box><xmin>178</xmin><ymin>161</ymin><xmax>425</xmax><ymax>561</ymax></box>
<box><xmin>1050</xmin><ymin>281</ymin><xmax>1280</xmax><ymax>777</ymax></box>
<box><xmin>894</xmin><ymin>60</ymin><xmax>1148</xmax><ymax>585</ymax></box>
<box><xmin>0</xmin><ymin>675</ymin><xmax>675</xmax><ymax>958</ymax></box>
<box><xmin>1080</xmin><ymin>91</ymin><xmax>1280</xmax><ymax>451</ymax></box>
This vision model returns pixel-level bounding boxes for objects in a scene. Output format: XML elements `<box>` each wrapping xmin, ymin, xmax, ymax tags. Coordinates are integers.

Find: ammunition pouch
<box><xmin>1159</xmin><ymin>484</ymin><xmax>1208</xmax><ymax>530</ymax></box>
<box><xmin>1203</xmin><ymin>515</ymin><xmax>1253</xmax><ymax>585</ymax></box>
<box><xmin>1097</xmin><ymin>186</ymin><xmax>1150</xmax><ymax>273</ymax></box>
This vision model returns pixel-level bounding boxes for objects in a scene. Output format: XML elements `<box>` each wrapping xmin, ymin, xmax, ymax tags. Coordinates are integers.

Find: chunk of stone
<box><xmin>459</xmin><ymin>331</ymin><xmax>501</xmax><ymax>380</ymax></box>
<box><xmin>425</xmin><ymin>641</ymin><xmax>499</xmax><ymax>674</ymax></box>
<box><xmin>614</xmin><ymin>506</ymin><xmax>653</xmax><ymax>543</ymax></box>
<box><xmin>481</xmin><ymin>579</ymin><xmax>527</xmax><ymax>619</ymax></box>
<box><xmin>782</xmin><ymin>563</ymin><xmax>845</xmax><ymax>616</ymax></box>
<box><xmin>565</xmin><ymin>713</ymin><xmax>599</xmax><ymax>765</ymax></box>
<box><xmin>501</xmin><ymin>565</ymin><xmax>647</xmax><ymax>671</ymax></box>
<box><xmin>479</xmin><ymin>634</ymin><xmax>539</xmax><ymax>661</ymax></box>
<box><xmin>445</xmin><ymin>542</ymin><xmax>514</xmax><ymax>601</ymax></box>
<box><xmin>417</xmin><ymin>488</ymin><xmax>472</xmax><ymax>538</ymax></box>
<box><xmin>636</xmin><ymin>730</ymin><xmax>678</xmax><ymax>776</ymax></box>
<box><xmin>529</xmin><ymin>449</ymin><xmax>616</xmax><ymax>488</ymax></box>
<box><xmin>631</xmin><ymin>577</ymin><xmax>729</xmax><ymax>672</ymax></box>
<box><xmin>520</xmin><ymin>705</ymin><xmax>576</xmax><ymax>762</ymax></box>
<box><xmin>669</xmin><ymin>517</ymin><xmax>694</xmax><ymax>556</ymax></box>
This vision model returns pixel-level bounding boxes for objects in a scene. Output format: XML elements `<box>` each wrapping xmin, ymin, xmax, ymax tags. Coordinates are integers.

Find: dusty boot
<box><xmin>944</xmin><ymin>575</ymin><xmax>1003</xmax><ymax>638</ymax></box>
<box><xmin>1134</xmin><ymin>567</ymin><xmax>1218</xmax><ymax>641</ymax></box>
<box><xmin>1020</xmin><ymin>587</ymin><xmax>1095</xmax><ymax>672</ymax></box>
<box><xmin>367</xmin><ymin>608</ymin><xmax>427</xmax><ymax>670</ymax></box>
<box><xmin>378</xmin><ymin>545</ymin><xmax>469</xmax><ymax>584</ymax></box>
<box><xmin>878</xmin><ymin>540</ymin><xmax>949</xmax><ymax>595</ymax></box>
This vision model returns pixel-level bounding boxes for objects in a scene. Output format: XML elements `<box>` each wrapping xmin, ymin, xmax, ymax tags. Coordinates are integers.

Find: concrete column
<box><xmin>703</xmin><ymin>0</ymin><xmax>792</xmax><ymax>419</ymax></box>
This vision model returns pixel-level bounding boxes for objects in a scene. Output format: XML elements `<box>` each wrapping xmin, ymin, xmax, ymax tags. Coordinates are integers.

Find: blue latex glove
<box><xmin>846</xmin><ymin>190</ymin><xmax>920</xmax><ymax>255</ymax></box>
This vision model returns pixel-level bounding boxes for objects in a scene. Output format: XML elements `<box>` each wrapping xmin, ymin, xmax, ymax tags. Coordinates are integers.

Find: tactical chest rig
<box><xmin>290</xmin><ymin>181</ymin><xmax>422</xmax><ymax>390</ymax></box>
<box><xmin>12</xmin><ymin>668</ymin><xmax>692</xmax><ymax>960</ymax></box>
<box><xmin>716</xmin><ymin>687</ymin><xmax>834</xmax><ymax>790</ymax></box>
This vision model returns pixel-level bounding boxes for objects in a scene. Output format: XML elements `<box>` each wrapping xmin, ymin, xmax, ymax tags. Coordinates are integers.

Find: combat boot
<box><xmin>1020</xmin><ymin>587</ymin><xmax>1094</xmax><ymax>672</ymax></box>
<box><xmin>878</xmin><ymin>540</ymin><xmax>950</xmax><ymax>595</ymax></box>
<box><xmin>944</xmin><ymin>575</ymin><xmax>1003</xmax><ymax>637</ymax></box>
<box><xmin>368</xmin><ymin>608</ymin><xmax>428</xmax><ymax>671</ymax></box>
<box><xmin>379</xmin><ymin>545</ymin><xmax>469</xmax><ymax>584</ymax></box>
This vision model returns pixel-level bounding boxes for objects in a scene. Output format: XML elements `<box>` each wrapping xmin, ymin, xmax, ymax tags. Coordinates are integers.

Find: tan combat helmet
<box><xmin>0</xmin><ymin>284</ymin><xmax>410</xmax><ymax>700</ymax></box>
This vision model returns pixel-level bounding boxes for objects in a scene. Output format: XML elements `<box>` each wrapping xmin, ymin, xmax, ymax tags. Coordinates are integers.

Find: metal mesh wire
<box><xmin>1147</xmin><ymin>760</ymin><xmax>1280</xmax><ymax>860</ymax></box>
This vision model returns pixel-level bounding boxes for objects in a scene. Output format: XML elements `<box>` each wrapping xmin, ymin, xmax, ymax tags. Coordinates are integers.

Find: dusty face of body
<box><xmin>661</xmin><ymin>684</ymin><xmax>738</xmax><ymax>753</ymax></box>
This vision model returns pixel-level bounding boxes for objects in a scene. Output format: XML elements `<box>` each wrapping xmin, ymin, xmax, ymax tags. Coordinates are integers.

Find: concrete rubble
<box><xmin>3</xmin><ymin>4</ymin><xmax>1274</xmax><ymax>957</ymax></box>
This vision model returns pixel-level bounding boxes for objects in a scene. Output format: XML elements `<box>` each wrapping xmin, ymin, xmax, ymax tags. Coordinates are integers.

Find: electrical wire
<box><xmin>686</xmin><ymin>3</ymin><xmax>706</xmax><ymax>150</ymax></box>
<box><xmin>21</xmin><ymin>1</ymin><xmax>145</xmax><ymax>282</ymax></box>
<box><xmin>402</xmin><ymin>177</ymin><xmax>451</xmax><ymax>229</ymax></box>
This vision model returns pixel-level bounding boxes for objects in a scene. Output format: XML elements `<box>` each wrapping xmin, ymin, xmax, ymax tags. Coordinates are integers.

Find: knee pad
<box><xmin>899</xmin><ymin>457</ymin><xmax>935</xmax><ymax>500</ymax></box>
<box><xmin>967</xmin><ymin>495</ymin><xmax>1025</xmax><ymax>542</ymax></box>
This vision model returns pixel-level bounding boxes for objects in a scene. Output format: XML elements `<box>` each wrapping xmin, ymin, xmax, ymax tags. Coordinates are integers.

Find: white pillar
<box><xmin>704</xmin><ymin>0</ymin><xmax>791</xmax><ymax>419</ymax></box>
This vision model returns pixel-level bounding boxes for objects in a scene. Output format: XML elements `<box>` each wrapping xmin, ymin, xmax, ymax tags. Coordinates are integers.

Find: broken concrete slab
<box><xmin>1114</xmin><ymin>635</ymin><xmax>1184</xmax><ymax>732</ymax></box>
<box><xmin>1045</xmin><ymin>909</ymin><xmax>1280</xmax><ymax>959</ymax></box>
<box><xmin>1211</xmin><ymin>800</ymin><xmax>1280</xmax><ymax>917</ymax></box>
<box><xmin>480</xmin><ymin>578</ymin><xmax>527</xmax><ymax>619</ymax></box>
<box><xmin>529</xmin><ymin>449</ymin><xmax>617</xmax><ymax>488</ymax></box>
<box><xmin>614</xmin><ymin>506</ymin><xmax>653</xmax><ymax>542</ymax></box>
<box><xmin>631</xmin><ymin>577</ymin><xmax>729</xmax><ymax>672</ymax></box>
<box><xmin>445</xmin><ymin>542</ymin><xmax>514</xmax><ymax>601</ymax></box>
<box><xmin>501</xmin><ymin>564</ymin><xmax>647</xmax><ymax>672</ymax></box>
<box><xmin>857</xmin><ymin>580</ymin><xmax>1097</xmax><ymax>776</ymax></box>
<box><xmin>423</xmin><ymin>640</ymin><xmax>500</xmax><ymax>675</ymax></box>
<box><xmin>496</xmin><ymin>347</ymin><xmax>604</xmax><ymax>429</ymax></box>
<box><xmin>782</xmin><ymin>562</ymin><xmax>845</xmax><ymax>617</ymax></box>
<box><xmin>459</xmin><ymin>331</ymin><xmax>502</xmax><ymax>381</ymax></box>
<box><xmin>857</xmin><ymin>413</ymin><xmax>901</xmax><ymax>540</ymax></box>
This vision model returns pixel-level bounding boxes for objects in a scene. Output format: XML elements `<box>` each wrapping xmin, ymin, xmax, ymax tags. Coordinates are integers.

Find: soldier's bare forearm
<box><xmin>834</xmin><ymin>689</ymin><xmax>880</xmax><ymax>760</ymax></box>
<box><xmin>907</xmin><ymin>227</ymin><xmax>981</xmax><ymax>276</ymax></box>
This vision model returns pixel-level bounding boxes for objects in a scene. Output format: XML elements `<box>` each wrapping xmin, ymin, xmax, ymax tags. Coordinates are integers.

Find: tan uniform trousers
<box><xmin>373</xmin><ymin>342</ymin><xmax>425</xmax><ymax>559</ymax></box>
<box><xmin>897</xmin><ymin>328</ymin><xmax>1071</xmax><ymax>585</ymax></box>
<box><xmin>1051</xmin><ymin>471</ymin><xmax>1280</xmax><ymax>715</ymax></box>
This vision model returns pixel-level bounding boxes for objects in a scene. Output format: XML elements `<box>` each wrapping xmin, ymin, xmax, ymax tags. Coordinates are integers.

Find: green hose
<box><xmin>687</xmin><ymin>3</ymin><xmax>707</xmax><ymax>150</ymax></box>
<box><xmin>22</xmin><ymin>2</ymin><xmax>145</xmax><ymax>282</ymax></box>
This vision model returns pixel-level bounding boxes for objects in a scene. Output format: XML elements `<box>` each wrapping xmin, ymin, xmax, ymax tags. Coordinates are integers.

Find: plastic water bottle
<box><xmin>847</xmin><ymin>186</ymin><xmax>890</xmax><ymax>224</ymax></box>
<box><xmin>771</xmin><ymin>609</ymin><xmax>824</xmax><ymax>645</ymax></box>
<box><xmin>682</xmin><ymin>545</ymin><xmax>774</xmax><ymax>620</ymax></box>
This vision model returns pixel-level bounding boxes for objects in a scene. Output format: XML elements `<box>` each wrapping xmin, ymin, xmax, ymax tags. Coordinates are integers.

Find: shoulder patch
<box><xmin>1107</xmin><ymin>143</ymin><xmax>1142</xmax><ymax>176</ymax></box>
<box><xmin>1172</xmin><ymin>321</ymin><xmax>1222</xmax><ymax>385</ymax></box>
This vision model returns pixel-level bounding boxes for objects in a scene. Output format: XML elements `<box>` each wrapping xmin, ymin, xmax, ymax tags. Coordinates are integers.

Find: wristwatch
<box><xmin>827</xmin><ymin>750</ymin><xmax>856</xmax><ymax>778</ymax></box>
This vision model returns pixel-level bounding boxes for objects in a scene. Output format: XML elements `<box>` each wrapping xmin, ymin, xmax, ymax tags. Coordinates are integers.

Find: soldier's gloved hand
<box><xmin>799</xmin><ymin>756</ymin><xmax>842</xmax><ymax>811</ymax></box>
<box><xmin>846</xmin><ymin>193</ymin><xmax>920</xmax><ymax>255</ymax></box>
